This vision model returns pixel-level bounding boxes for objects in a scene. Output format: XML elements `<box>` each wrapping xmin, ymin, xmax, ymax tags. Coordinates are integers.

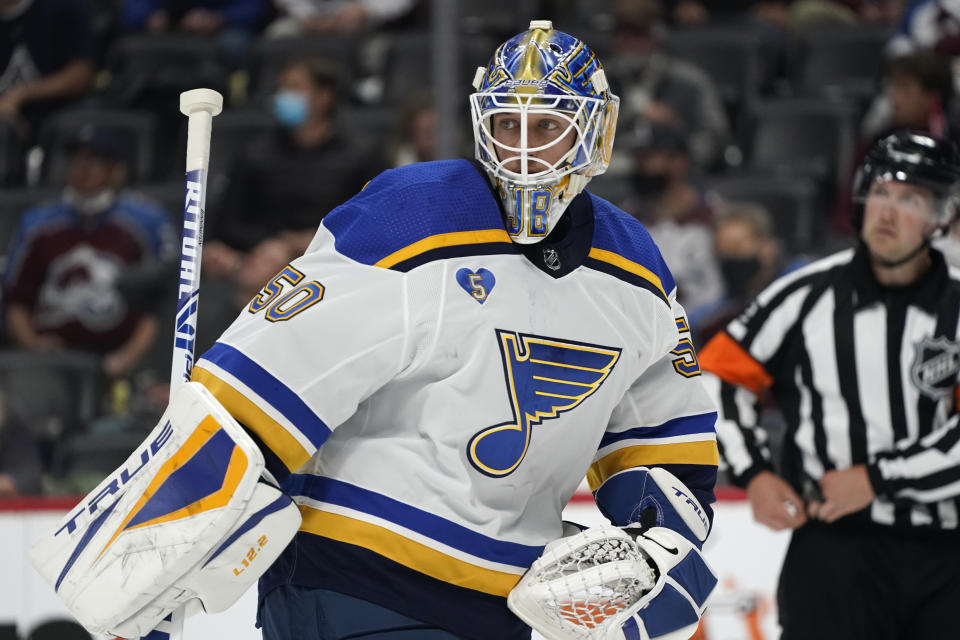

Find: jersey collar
<box><xmin>516</xmin><ymin>191</ymin><xmax>594</xmax><ymax>278</ymax></box>
<box><xmin>468</xmin><ymin>159</ymin><xmax>594</xmax><ymax>278</ymax></box>
<box><xmin>850</xmin><ymin>242</ymin><xmax>949</xmax><ymax>313</ymax></box>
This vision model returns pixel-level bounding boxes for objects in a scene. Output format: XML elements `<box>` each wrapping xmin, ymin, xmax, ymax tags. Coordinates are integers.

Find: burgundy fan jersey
<box><xmin>4</xmin><ymin>195</ymin><xmax>174</xmax><ymax>352</ymax></box>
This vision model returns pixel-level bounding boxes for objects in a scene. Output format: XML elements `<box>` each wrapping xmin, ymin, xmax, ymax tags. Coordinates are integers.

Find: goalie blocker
<box><xmin>29</xmin><ymin>382</ymin><xmax>302</xmax><ymax>638</ymax></box>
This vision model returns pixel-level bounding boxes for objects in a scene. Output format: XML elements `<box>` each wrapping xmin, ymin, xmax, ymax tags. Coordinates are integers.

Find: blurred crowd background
<box><xmin>1</xmin><ymin>0</ymin><xmax>959</xmax><ymax>497</ymax></box>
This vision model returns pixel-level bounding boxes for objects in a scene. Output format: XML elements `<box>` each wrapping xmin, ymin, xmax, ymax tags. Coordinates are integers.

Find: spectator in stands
<box><xmin>3</xmin><ymin>126</ymin><xmax>176</xmax><ymax>379</ymax></box>
<box><xmin>670</xmin><ymin>0</ymin><xmax>904</xmax><ymax>28</ymax></box>
<box><xmin>389</xmin><ymin>95</ymin><xmax>437</xmax><ymax>167</ymax></box>
<box><xmin>715</xmin><ymin>204</ymin><xmax>782</xmax><ymax>299</ymax></box>
<box><xmin>887</xmin><ymin>0</ymin><xmax>960</xmax><ymax>57</ymax></box>
<box><xmin>695</xmin><ymin>202</ymin><xmax>783</xmax><ymax>343</ymax></box>
<box><xmin>204</xmin><ymin>57</ymin><xmax>379</xmax><ymax>276</ymax></box>
<box><xmin>622</xmin><ymin>122</ymin><xmax>724</xmax><ymax>324</ymax></box>
<box><xmin>0</xmin><ymin>0</ymin><xmax>95</xmax><ymax>143</ymax></box>
<box><xmin>266</xmin><ymin>0</ymin><xmax>416</xmax><ymax>37</ymax></box>
<box><xmin>836</xmin><ymin>52</ymin><xmax>956</xmax><ymax>232</ymax></box>
<box><xmin>607</xmin><ymin>0</ymin><xmax>735</xmax><ymax>171</ymax></box>
<box><xmin>788</xmin><ymin>0</ymin><xmax>907</xmax><ymax>26</ymax></box>
<box><xmin>862</xmin><ymin>51</ymin><xmax>954</xmax><ymax>142</ymax></box>
<box><xmin>665</xmin><ymin>0</ymin><xmax>791</xmax><ymax>27</ymax></box>
<box><xmin>121</xmin><ymin>0</ymin><xmax>263</xmax><ymax>65</ymax></box>
<box><xmin>122</xmin><ymin>0</ymin><xmax>261</xmax><ymax>35</ymax></box>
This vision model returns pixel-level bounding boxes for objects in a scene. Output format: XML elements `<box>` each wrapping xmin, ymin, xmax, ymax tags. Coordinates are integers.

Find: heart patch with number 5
<box><xmin>456</xmin><ymin>268</ymin><xmax>496</xmax><ymax>304</ymax></box>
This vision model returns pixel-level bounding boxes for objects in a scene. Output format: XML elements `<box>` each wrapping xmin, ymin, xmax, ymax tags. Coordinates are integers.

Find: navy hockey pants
<box><xmin>259</xmin><ymin>585</ymin><xmax>465</xmax><ymax>639</ymax></box>
<box><xmin>777</xmin><ymin>520</ymin><xmax>960</xmax><ymax>640</ymax></box>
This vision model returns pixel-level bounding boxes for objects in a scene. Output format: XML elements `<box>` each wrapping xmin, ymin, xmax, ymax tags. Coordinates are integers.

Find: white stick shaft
<box><xmin>169</xmin><ymin>89</ymin><xmax>222</xmax><ymax>391</ymax></box>
<box><xmin>169</xmin><ymin>165</ymin><xmax>208</xmax><ymax>390</ymax></box>
<box><xmin>148</xmin><ymin>88</ymin><xmax>222</xmax><ymax>640</ymax></box>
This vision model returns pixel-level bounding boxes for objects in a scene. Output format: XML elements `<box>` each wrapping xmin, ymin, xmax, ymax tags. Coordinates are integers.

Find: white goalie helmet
<box><xmin>470</xmin><ymin>20</ymin><xmax>620</xmax><ymax>244</ymax></box>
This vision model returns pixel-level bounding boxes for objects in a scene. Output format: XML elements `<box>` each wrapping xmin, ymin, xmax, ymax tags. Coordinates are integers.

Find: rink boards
<box><xmin>0</xmin><ymin>490</ymin><xmax>788</xmax><ymax>640</ymax></box>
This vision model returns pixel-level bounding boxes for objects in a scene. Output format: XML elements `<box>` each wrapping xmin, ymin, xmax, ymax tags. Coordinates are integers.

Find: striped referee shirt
<box><xmin>698</xmin><ymin>245</ymin><xmax>960</xmax><ymax>531</ymax></box>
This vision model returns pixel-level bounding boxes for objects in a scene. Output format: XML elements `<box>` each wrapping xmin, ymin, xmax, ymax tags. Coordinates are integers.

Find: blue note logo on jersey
<box><xmin>468</xmin><ymin>330</ymin><xmax>621</xmax><ymax>477</ymax></box>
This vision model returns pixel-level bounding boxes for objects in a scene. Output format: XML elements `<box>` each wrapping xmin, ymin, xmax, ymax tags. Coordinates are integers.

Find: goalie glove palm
<box><xmin>508</xmin><ymin>525</ymin><xmax>716</xmax><ymax>640</ymax></box>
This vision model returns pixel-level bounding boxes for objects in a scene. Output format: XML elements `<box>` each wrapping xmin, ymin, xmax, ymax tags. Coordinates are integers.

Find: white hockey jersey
<box><xmin>193</xmin><ymin>159</ymin><xmax>718</xmax><ymax>638</ymax></box>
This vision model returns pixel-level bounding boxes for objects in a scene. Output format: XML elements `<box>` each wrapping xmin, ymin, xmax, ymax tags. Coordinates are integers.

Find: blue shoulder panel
<box><xmin>322</xmin><ymin>159</ymin><xmax>518</xmax><ymax>272</ymax></box>
<box><xmin>16</xmin><ymin>201</ymin><xmax>73</xmax><ymax>237</ymax></box>
<box><xmin>112</xmin><ymin>195</ymin><xmax>175</xmax><ymax>259</ymax></box>
<box><xmin>4</xmin><ymin>202</ymin><xmax>74</xmax><ymax>284</ymax></box>
<box><xmin>585</xmin><ymin>193</ymin><xmax>676</xmax><ymax>306</ymax></box>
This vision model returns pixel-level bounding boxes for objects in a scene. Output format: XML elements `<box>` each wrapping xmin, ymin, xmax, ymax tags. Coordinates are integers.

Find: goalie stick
<box><xmin>140</xmin><ymin>88</ymin><xmax>223</xmax><ymax>640</ymax></box>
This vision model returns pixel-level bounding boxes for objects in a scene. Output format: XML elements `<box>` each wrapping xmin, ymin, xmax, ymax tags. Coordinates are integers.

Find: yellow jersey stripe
<box><xmin>374</xmin><ymin>229</ymin><xmax>512</xmax><ymax>269</ymax></box>
<box><xmin>192</xmin><ymin>366</ymin><xmax>312</xmax><ymax>472</ymax></box>
<box><xmin>299</xmin><ymin>507</ymin><xmax>522</xmax><ymax>597</ymax></box>
<box><xmin>535</xmin><ymin>391</ymin><xmax>580</xmax><ymax>399</ymax></box>
<box><xmin>587</xmin><ymin>248</ymin><xmax>668</xmax><ymax>300</ymax></box>
<box><xmin>532</xmin><ymin>375</ymin><xmax>593</xmax><ymax>387</ymax></box>
<box><xmin>529</xmin><ymin>358</ymin><xmax>606</xmax><ymax>372</ymax></box>
<box><xmin>587</xmin><ymin>441</ymin><xmax>719</xmax><ymax>492</ymax></box>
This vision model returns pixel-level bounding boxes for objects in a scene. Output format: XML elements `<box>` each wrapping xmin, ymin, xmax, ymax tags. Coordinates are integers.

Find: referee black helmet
<box><xmin>853</xmin><ymin>130</ymin><xmax>960</xmax><ymax>233</ymax></box>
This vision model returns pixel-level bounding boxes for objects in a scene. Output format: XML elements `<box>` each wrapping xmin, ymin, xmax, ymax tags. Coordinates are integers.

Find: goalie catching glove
<box><xmin>29</xmin><ymin>382</ymin><xmax>302</xmax><ymax>638</ymax></box>
<box><xmin>508</xmin><ymin>469</ymin><xmax>717</xmax><ymax>640</ymax></box>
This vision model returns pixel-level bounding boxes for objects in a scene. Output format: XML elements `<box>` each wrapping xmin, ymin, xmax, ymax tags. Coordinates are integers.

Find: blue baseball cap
<box><xmin>67</xmin><ymin>125</ymin><xmax>128</xmax><ymax>162</ymax></box>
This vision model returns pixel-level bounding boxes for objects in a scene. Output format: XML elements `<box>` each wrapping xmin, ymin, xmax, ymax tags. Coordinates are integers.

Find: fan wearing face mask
<box><xmin>203</xmin><ymin>56</ymin><xmax>382</xmax><ymax>290</ymax></box>
<box><xmin>624</xmin><ymin>122</ymin><xmax>724</xmax><ymax>328</ymax></box>
<box><xmin>3</xmin><ymin>126</ymin><xmax>175</xmax><ymax>379</ymax></box>
<box><xmin>691</xmin><ymin>202</ymin><xmax>785</xmax><ymax>344</ymax></box>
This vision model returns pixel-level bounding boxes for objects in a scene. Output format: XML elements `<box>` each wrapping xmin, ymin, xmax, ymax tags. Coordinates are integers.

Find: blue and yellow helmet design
<box><xmin>470</xmin><ymin>20</ymin><xmax>619</xmax><ymax>244</ymax></box>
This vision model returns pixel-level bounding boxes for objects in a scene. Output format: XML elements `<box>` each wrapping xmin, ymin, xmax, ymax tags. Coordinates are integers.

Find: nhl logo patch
<box><xmin>542</xmin><ymin>248</ymin><xmax>561</xmax><ymax>271</ymax></box>
<box><xmin>911</xmin><ymin>337</ymin><xmax>960</xmax><ymax>399</ymax></box>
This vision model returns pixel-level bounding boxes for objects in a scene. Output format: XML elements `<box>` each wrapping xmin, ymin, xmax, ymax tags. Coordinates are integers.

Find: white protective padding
<box><xmin>29</xmin><ymin>382</ymin><xmax>302</xmax><ymax>638</ymax></box>
<box><xmin>645</xmin><ymin>467</ymin><xmax>710</xmax><ymax>543</ymax></box>
<box><xmin>592</xmin><ymin>466</ymin><xmax>710</xmax><ymax>548</ymax></box>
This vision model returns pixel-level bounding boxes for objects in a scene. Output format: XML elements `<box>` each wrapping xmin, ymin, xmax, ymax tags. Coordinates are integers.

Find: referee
<box><xmin>698</xmin><ymin>131</ymin><xmax>960</xmax><ymax>640</ymax></box>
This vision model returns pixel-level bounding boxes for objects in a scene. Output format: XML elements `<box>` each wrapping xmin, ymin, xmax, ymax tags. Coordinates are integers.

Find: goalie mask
<box><xmin>470</xmin><ymin>20</ymin><xmax>620</xmax><ymax>244</ymax></box>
